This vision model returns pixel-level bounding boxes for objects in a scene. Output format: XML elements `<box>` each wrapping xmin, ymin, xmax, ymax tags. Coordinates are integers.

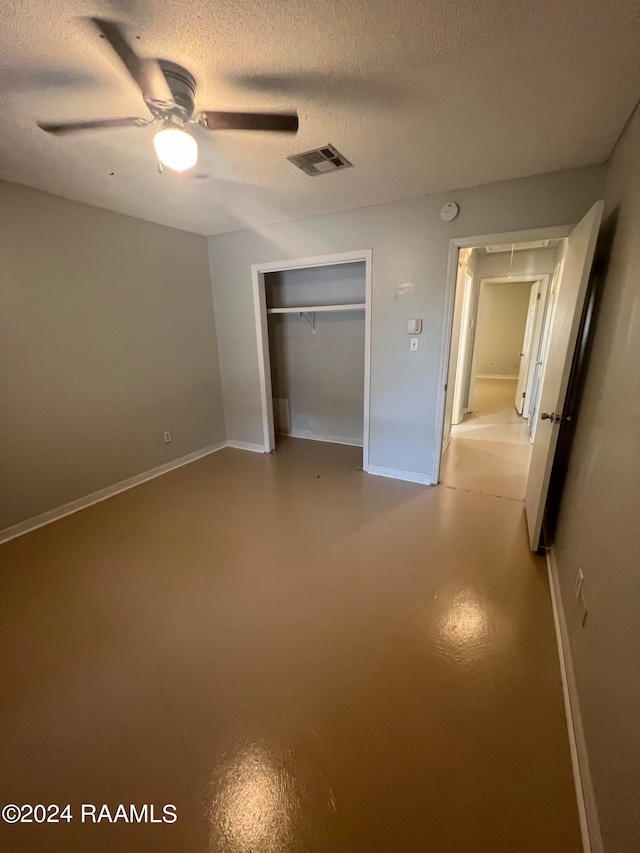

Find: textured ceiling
<box><xmin>0</xmin><ymin>0</ymin><xmax>638</xmax><ymax>235</ymax></box>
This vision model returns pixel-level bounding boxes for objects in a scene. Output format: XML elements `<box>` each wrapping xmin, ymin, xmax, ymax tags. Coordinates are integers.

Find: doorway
<box><xmin>468</xmin><ymin>275</ymin><xmax>551</xmax><ymax>419</ymax></box>
<box><xmin>252</xmin><ymin>250</ymin><xmax>372</xmax><ymax>469</ymax></box>
<box><xmin>440</xmin><ymin>240</ymin><xmax>563</xmax><ymax>500</ymax></box>
<box><xmin>436</xmin><ymin>202</ymin><xmax>603</xmax><ymax>549</ymax></box>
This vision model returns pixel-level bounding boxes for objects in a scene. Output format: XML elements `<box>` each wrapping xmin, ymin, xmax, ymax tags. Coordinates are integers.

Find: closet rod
<box><xmin>267</xmin><ymin>303</ymin><xmax>365</xmax><ymax>314</ymax></box>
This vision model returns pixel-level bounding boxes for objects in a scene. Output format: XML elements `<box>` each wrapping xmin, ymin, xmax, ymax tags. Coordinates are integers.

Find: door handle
<box><xmin>541</xmin><ymin>412</ymin><xmax>561</xmax><ymax>424</ymax></box>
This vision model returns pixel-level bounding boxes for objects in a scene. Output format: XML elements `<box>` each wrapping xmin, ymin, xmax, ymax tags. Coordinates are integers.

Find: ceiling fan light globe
<box><xmin>153</xmin><ymin>127</ymin><xmax>198</xmax><ymax>171</ymax></box>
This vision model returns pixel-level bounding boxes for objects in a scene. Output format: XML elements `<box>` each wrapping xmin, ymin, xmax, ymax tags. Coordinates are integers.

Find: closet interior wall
<box><xmin>266</xmin><ymin>262</ymin><xmax>366</xmax><ymax>447</ymax></box>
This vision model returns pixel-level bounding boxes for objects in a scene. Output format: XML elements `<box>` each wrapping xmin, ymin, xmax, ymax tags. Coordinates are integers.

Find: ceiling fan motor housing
<box><xmin>36</xmin><ymin>19</ymin><xmax>298</xmax><ymax>142</ymax></box>
<box><xmin>156</xmin><ymin>61</ymin><xmax>197</xmax><ymax>120</ymax></box>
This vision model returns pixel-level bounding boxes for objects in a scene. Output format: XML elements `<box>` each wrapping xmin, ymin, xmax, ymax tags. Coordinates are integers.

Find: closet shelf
<box><xmin>267</xmin><ymin>303</ymin><xmax>365</xmax><ymax>314</ymax></box>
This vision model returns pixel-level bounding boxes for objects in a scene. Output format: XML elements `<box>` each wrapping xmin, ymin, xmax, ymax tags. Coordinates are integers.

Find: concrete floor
<box><xmin>0</xmin><ymin>436</ymin><xmax>580</xmax><ymax>852</ymax></box>
<box><xmin>441</xmin><ymin>377</ymin><xmax>533</xmax><ymax>500</ymax></box>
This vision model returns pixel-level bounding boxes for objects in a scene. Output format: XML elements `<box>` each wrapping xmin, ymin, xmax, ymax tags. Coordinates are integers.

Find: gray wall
<box><xmin>476</xmin><ymin>246</ymin><xmax>559</xmax><ymax>280</ymax></box>
<box><xmin>267</xmin><ymin>263</ymin><xmax>365</xmax><ymax>445</ymax></box>
<box><xmin>473</xmin><ymin>280</ymin><xmax>533</xmax><ymax>376</ymax></box>
<box><xmin>209</xmin><ymin>165</ymin><xmax>606</xmax><ymax>478</ymax></box>
<box><xmin>269</xmin><ymin>313</ymin><xmax>365</xmax><ymax>445</ymax></box>
<box><xmin>266</xmin><ymin>262</ymin><xmax>365</xmax><ymax>308</ymax></box>
<box><xmin>553</xmin><ymin>108</ymin><xmax>640</xmax><ymax>852</ymax></box>
<box><xmin>0</xmin><ymin>181</ymin><xmax>225</xmax><ymax>531</ymax></box>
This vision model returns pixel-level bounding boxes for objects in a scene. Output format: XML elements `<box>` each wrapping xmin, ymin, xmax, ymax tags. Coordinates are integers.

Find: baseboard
<box><xmin>367</xmin><ymin>464</ymin><xmax>432</xmax><ymax>485</ymax></box>
<box><xmin>278</xmin><ymin>430</ymin><xmax>363</xmax><ymax>448</ymax></box>
<box><xmin>226</xmin><ymin>440</ymin><xmax>269</xmax><ymax>453</ymax></box>
<box><xmin>0</xmin><ymin>442</ymin><xmax>228</xmax><ymax>545</ymax></box>
<box><xmin>546</xmin><ymin>547</ymin><xmax>603</xmax><ymax>853</ymax></box>
<box><xmin>475</xmin><ymin>373</ymin><xmax>518</xmax><ymax>380</ymax></box>
<box><xmin>441</xmin><ymin>433</ymin><xmax>451</xmax><ymax>456</ymax></box>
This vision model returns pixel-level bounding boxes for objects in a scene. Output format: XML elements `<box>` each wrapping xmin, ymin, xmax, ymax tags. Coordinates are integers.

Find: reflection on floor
<box><xmin>441</xmin><ymin>377</ymin><xmax>533</xmax><ymax>500</ymax></box>
<box><xmin>0</xmin><ymin>436</ymin><xmax>580</xmax><ymax>852</ymax></box>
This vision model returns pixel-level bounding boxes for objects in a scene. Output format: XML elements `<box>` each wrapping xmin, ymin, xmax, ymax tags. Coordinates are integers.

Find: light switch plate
<box><xmin>410</xmin><ymin>338</ymin><xmax>419</xmax><ymax>352</ymax></box>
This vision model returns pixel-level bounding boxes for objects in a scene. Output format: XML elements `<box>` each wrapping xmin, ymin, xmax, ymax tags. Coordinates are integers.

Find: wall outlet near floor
<box><xmin>575</xmin><ymin>568</ymin><xmax>584</xmax><ymax>598</ymax></box>
<box><xmin>163</xmin><ymin>430</ymin><xmax>172</xmax><ymax>444</ymax></box>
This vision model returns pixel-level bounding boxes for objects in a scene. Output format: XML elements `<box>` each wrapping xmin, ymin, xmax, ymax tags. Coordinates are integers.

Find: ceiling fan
<box><xmin>37</xmin><ymin>18</ymin><xmax>299</xmax><ymax>172</ymax></box>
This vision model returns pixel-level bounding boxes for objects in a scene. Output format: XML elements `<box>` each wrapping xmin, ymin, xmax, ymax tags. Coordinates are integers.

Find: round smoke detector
<box><xmin>440</xmin><ymin>202</ymin><xmax>459</xmax><ymax>222</ymax></box>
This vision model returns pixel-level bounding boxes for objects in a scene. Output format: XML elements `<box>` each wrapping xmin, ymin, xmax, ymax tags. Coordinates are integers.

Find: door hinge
<box><xmin>522</xmin><ymin>392</ymin><xmax>526</xmax><ymax>398</ymax></box>
<box><xmin>537</xmin><ymin>292</ymin><xmax>541</xmax><ymax>300</ymax></box>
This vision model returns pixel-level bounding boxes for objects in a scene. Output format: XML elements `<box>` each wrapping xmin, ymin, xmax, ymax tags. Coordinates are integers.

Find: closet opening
<box><xmin>252</xmin><ymin>250</ymin><xmax>372</xmax><ymax>470</ymax></box>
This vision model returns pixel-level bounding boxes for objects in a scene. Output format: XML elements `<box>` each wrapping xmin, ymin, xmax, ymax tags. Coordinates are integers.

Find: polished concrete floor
<box><xmin>441</xmin><ymin>377</ymin><xmax>533</xmax><ymax>500</ymax></box>
<box><xmin>0</xmin><ymin>437</ymin><xmax>580</xmax><ymax>852</ymax></box>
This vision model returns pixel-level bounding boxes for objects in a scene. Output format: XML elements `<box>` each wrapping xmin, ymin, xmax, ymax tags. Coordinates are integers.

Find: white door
<box><xmin>514</xmin><ymin>282</ymin><xmax>540</xmax><ymax>415</ymax></box>
<box><xmin>452</xmin><ymin>273</ymin><xmax>474</xmax><ymax>425</ymax></box>
<box><xmin>525</xmin><ymin>201</ymin><xmax>603</xmax><ymax>550</ymax></box>
<box><xmin>528</xmin><ymin>260</ymin><xmax>564</xmax><ymax>439</ymax></box>
<box><xmin>523</xmin><ymin>275</ymin><xmax>550</xmax><ymax>424</ymax></box>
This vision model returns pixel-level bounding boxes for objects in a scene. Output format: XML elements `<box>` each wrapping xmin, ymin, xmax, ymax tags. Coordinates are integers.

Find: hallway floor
<box><xmin>441</xmin><ymin>377</ymin><xmax>533</xmax><ymax>500</ymax></box>
<box><xmin>0</xmin><ymin>437</ymin><xmax>580</xmax><ymax>852</ymax></box>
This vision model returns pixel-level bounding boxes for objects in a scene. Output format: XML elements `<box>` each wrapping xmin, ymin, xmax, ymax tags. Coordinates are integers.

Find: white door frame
<box><xmin>434</xmin><ymin>225</ymin><xmax>572</xmax><ymax>482</ymax></box>
<box><xmin>451</xmin><ymin>270</ymin><xmax>474</xmax><ymax>426</ymax></box>
<box><xmin>529</xmin><ymin>257</ymin><xmax>565</xmax><ymax>440</ymax></box>
<box><xmin>251</xmin><ymin>249</ymin><xmax>373</xmax><ymax>470</ymax></box>
<box><xmin>467</xmin><ymin>273</ymin><xmax>550</xmax><ymax>411</ymax></box>
<box><xmin>521</xmin><ymin>274</ymin><xmax>552</xmax><ymax>420</ymax></box>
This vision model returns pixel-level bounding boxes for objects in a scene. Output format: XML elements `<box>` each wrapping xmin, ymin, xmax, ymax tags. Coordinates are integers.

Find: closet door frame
<box><xmin>251</xmin><ymin>249</ymin><xmax>372</xmax><ymax>470</ymax></box>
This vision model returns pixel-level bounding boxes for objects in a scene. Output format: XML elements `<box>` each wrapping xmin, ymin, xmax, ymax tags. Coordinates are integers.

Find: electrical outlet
<box><xmin>575</xmin><ymin>569</ymin><xmax>584</xmax><ymax>598</ymax></box>
<box><xmin>579</xmin><ymin>590</ymin><xmax>588</xmax><ymax>626</ymax></box>
<box><xmin>163</xmin><ymin>430</ymin><xmax>172</xmax><ymax>444</ymax></box>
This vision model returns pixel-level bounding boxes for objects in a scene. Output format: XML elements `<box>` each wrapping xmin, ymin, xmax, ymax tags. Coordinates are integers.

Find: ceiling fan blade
<box><xmin>198</xmin><ymin>111</ymin><xmax>299</xmax><ymax>133</ymax></box>
<box><xmin>38</xmin><ymin>117</ymin><xmax>150</xmax><ymax>135</ymax></box>
<box><xmin>90</xmin><ymin>17</ymin><xmax>174</xmax><ymax>108</ymax></box>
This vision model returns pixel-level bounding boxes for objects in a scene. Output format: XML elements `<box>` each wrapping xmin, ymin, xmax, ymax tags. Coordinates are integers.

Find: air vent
<box><xmin>288</xmin><ymin>144</ymin><xmax>352</xmax><ymax>176</ymax></box>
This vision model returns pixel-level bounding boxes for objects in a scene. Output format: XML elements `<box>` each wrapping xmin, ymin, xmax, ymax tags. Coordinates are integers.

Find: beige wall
<box><xmin>473</xmin><ymin>280</ymin><xmax>533</xmax><ymax>377</ymax></box>
<box><xmin>553</xmin><ymin>107</ymin><xmax>640</xmax><ymax>852</ymax></box>
<box><xmin>467</xmin><ymin>244</ymin><xmax>563</xmax><ymax>397</ymax></box>
<box><xmin>0</xmin><ymin>181</ymin><xmax>225</xmax><ymax>531</ymax></box>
